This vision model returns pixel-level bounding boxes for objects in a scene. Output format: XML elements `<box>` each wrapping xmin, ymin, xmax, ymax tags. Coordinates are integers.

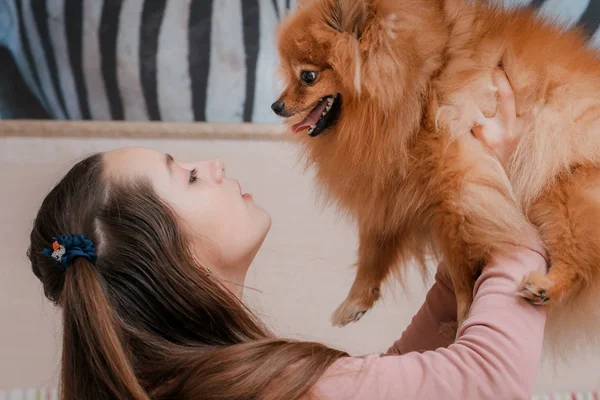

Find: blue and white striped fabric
<box><xmin>0</xmin><ymin>0</ymin><xmax>598</xmax><ymax>123</ymax></box>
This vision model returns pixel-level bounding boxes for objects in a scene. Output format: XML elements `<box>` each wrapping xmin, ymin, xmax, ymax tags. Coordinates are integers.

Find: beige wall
<box><xmin>1</xmin><ymin>135</ymin><xmax>599</xmax><ymax>394</ymax></box>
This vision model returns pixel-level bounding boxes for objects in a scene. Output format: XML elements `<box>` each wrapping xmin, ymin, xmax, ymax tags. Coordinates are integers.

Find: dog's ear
<box><xmin>321</xmin><ymin>0</ymin><xmax>371</xmax><ymax>39</ymax></box>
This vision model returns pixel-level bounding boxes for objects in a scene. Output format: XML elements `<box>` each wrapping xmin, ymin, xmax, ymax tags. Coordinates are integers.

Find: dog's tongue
<box><xmin>292</xmin><ymin>101</ymin><xmax>328</xmax><ymax>133</ymax></box>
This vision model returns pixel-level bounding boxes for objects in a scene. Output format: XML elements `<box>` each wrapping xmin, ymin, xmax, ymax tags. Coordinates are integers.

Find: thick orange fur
<box><xmin>275</xmin><ymin>0</ymin><xmax>600</xmax><ymax>355</ymax></box>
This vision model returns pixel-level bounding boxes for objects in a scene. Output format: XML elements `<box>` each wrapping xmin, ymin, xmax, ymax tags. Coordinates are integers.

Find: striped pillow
<box><xmin>0</xmin><ymin>1</ymin><xmax>599</xmax><ymax>122</ymax></box>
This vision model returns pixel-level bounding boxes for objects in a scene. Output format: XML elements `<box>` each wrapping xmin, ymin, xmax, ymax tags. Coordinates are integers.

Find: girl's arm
<box><xmin>384</xmin><ymin>262</ymin><xmax>457</xmax><ymax>355</ymax></box>
<box><xmin>312</xmin><ymin>247</ymin><xmax>547</xmax><ymax>400</ymax></box>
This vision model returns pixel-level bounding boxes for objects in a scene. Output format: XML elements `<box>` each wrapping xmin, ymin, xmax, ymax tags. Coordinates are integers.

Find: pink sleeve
<box><xmin>385</xmin><ymin>263</ymin><xmax>457</xmax><ymax>355</ymax></box>
<box><xmin>311</xmin><ymin>248</ymin><xmax>547</xmax><ymax>400</ymax></box>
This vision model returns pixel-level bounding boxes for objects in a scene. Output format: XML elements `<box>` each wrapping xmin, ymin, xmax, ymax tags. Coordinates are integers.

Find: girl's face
<box><xmin>104</xmin><ymin>147</ymin><xmax>272</xmax><ymax>275</ymax></box>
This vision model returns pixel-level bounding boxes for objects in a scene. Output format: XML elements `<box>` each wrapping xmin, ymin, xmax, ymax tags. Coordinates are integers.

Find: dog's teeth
<box><xmin>322</xmin><ymin>111</ymin><xmax>327</xmax><ymax>117</ymax></box>
<box><xmin>308</xmin><ymin>127</ymin><xmax>314</xmax><ymax>134</ymax></box>
<box><xmin>323</xmin><ymin>97</ymin><xmax>334</xmax><ymax>114</ymax></box>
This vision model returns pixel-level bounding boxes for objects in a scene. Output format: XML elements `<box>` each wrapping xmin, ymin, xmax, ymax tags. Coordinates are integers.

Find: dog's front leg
<box><xmin>331</xmin><ymin>226</ymin><xmax>402</xmax><ymax>327</ymax></box>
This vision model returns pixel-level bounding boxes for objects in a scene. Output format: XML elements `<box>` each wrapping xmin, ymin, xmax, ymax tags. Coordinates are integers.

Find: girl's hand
<box><xmin>472</xmin><ymin>69</ymin><xmax>528</xmax><ymax>167</ymax></box>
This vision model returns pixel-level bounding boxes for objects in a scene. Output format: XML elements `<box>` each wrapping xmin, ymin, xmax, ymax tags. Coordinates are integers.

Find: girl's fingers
<box><xmin>493</xmin><ymin>68</ymin><xmax>517</xmax><ymax>130</ymax></box>
<box><xmin>471</xmin><ymin>110</ymin><xmax>487</xmax><ymax>141</ymax></box>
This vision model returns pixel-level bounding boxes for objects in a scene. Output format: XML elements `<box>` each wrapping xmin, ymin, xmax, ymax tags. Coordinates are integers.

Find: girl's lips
<box><xmin>235</xmin><ymin>180</ymin><xmax>252</xmax><ymax>200</ymax></box>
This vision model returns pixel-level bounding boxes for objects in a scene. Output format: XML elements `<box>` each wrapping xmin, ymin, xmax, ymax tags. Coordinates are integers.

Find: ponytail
<box><xmin>160</xmin><ymin>339</ymin><xmax>346</xmax><ymax>400</ymax></box>
<box><xmin>60</xmin><ymin>258</ymin><xmax>148</xmax><ymax>400</ymax></box>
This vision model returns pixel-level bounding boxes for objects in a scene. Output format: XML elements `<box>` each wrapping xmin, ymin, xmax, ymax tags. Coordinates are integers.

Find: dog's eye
<box><xmin>300</xmin><ymin>71</ymin><xmax>318</xmax><ymax>85</ymax></box>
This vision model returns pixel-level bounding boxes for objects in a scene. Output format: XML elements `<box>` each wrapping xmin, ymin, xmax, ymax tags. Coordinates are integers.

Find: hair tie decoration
<box><xmin>42</xmin><ymin>234</ymin><xmax>97</xmax><ymax>270</ymax></box>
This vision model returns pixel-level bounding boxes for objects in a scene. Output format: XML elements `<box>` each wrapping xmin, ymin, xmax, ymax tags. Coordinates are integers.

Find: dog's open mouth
<box><xmin>291</xmin><ymin>94</ymin><xmax>341</xmax><ymax>137</ymax></box>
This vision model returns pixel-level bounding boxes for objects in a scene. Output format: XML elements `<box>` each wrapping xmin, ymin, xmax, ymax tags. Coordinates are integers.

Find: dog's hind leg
<box><xmin>519</xmin><ymin>165</ymin><xmax>600</xmax><ymax>306</ymax></box>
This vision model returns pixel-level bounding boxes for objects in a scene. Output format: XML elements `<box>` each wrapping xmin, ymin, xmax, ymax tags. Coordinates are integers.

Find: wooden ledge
<box><xmin>0</xmin><ymin>120</ymin><xmax>288</xmax><ymax>141</ymax></box>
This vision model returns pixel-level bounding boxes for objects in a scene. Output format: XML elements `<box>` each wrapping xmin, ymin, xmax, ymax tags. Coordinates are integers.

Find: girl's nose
<box><xmin>211</xmin><ymin>159</ymin><xmax>226</xmax><ymax>183</ymax></box>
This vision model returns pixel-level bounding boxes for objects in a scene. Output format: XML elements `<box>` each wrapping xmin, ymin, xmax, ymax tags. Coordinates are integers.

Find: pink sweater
<box><xmin>312</xmin><ymin>248</ymin><xmax>547</xmax><ymax>399</ymax></box>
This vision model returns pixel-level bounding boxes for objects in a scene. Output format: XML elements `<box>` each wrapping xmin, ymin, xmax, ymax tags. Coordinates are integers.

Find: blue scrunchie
<box><xmin>42</xmin><ymin>234</ymin><xmax>97</xmax><ymax>270</ymax></box>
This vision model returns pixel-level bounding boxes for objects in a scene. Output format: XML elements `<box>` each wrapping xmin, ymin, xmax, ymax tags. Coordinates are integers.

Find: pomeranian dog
<box><xmin>272</xmin><ymin>0</ymin><xmax>600</xmax><ymax>351</ymax></box>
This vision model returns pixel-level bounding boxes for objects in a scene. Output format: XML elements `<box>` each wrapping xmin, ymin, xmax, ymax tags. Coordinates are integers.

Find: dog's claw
<box><xmin>331</xmin><ymin>288</ymin><xmax>380</xmax><ymax>327</ymax></box>
<box><xmin>331</xmin><ymin>305</ymin><xmax>368</xmax><ymax>327</ymax></box>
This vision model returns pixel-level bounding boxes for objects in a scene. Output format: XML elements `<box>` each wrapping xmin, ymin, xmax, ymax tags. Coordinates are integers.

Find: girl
<box><xmin>28</xmin><ymin>71</ymin><xmax>546</xmax><ymax>399</ymax></box>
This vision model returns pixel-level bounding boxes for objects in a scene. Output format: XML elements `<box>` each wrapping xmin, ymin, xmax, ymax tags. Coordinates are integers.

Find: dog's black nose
<box><xmin>271</xmin><ymin>100</ymin><xmax>285</xmax><ymax>116</ymax></box>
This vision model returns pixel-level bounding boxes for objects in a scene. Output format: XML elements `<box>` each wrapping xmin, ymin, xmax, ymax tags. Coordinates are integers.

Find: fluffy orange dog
<box><xmin>272</xmin><ymin>0</ymin><xmax>600</xmax><ymax>348</ymax></box>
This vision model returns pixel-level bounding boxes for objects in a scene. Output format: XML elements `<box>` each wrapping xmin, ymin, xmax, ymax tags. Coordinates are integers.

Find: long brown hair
<box><xmin>28</xmin><ymin>153</ymin><xmax>347</xmax><ymax>400</ymax></box>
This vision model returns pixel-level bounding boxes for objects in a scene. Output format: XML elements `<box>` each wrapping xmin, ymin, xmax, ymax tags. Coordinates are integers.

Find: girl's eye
<box><xmin>189</xmin><ymin>168</ymin><xmax>198</xmax><ymax>183</ymax></box>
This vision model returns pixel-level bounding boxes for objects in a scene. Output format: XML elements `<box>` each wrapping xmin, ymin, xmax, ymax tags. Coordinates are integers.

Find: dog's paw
<box><xmin>517</xmin><ymin>271</ymin><xmax>554</xmax><ymax>305</ymax></box>
<box><xmin>331</xmin><ymin>301</ymin><xmax>367</xmax><ymax>327</ymax></box>
<box><xmin>331</xmin><ymin>288</ymin><xmax>380</xmax><ymax>327</ymax></box>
